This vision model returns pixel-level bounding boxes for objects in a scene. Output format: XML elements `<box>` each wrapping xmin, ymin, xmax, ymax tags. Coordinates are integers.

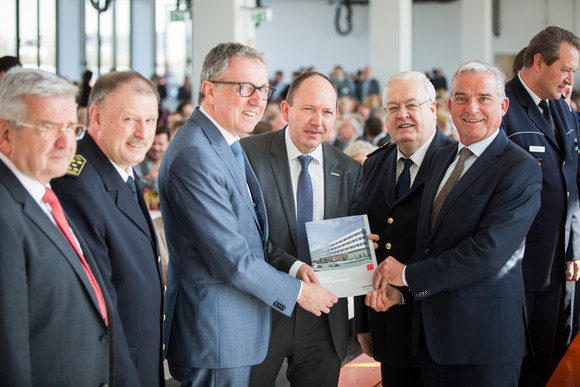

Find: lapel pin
<box><xmin>331</xmin><ymin>172</ymin><xmax>340</xmax><ymax>177</ymax></box>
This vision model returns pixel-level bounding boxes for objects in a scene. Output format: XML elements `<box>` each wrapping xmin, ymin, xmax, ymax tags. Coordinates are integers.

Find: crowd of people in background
<box><xmin>3</xmin><ymin>24</ymin><xmax>580</xmax><ymax>387</ymax></box>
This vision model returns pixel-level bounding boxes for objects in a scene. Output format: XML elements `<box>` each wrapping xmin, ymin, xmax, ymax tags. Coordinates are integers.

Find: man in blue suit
<box><xmin>51</xmin><ymin>71</ymin><xmax>165</xmax><ymax>387</ymax></box>
<box><xmin>159</xmin><ymin>42</ymin><xmax>338</xmax><ymax>386</ymax></box>
<box><xmin>501</xmin><ymin>26</ymin><xmax>580</xmax><ymax>386</ymax></box>
<box><xmin>355</xmin><ymin>71</ymin><xmax>455</xmax><ymax>387</ymax></box>
<box><xmin>368</xmin><ymin>61</ymin><xmax>542</xmax><ymax>386</ymax></box>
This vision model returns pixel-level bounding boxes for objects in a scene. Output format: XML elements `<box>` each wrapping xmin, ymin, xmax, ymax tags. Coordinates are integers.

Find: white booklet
<box><xmin>305</xmin><ymin>214</ymin><xmax>377</xmax><ymax>298</ymax></box>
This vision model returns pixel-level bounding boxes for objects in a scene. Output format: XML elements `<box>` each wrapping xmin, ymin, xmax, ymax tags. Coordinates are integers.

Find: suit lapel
<box><xmin>268</xmin><ymin>130</ymin><xmax>299</xmax><ymax>247</ymax></box>
<box><xmin>431</xmin><ymin>133</ymin><xmax>507</xmax><ymax>234</ymax></box>
<box><xmin>322</xmin><ymin>143</ymin><xmax>343</xmax><ymax>218</ymax></box>
<box><xmin>0</xmin><ymin>163</ymin><xmax>105</xmax><ymax>318</ymax></box>
<box><xmin>513</xmin><ymin>76</ymin><xmax>560</xmax><ymax>149</ymax></box>
<box><xmin>378</xmin><ymin>148</ymin><xmax>397</xmax><ymax>208</ymax></box>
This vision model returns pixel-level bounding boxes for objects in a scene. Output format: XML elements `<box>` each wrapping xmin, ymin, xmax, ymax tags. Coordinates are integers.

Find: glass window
<box><xmin>0</xmin><ymin>0</ymin><xmax>17</xmax><ymax>56</ymax></box>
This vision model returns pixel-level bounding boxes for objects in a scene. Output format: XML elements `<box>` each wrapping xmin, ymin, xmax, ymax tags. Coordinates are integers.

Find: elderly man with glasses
<box><xmin>0</xmin><ymin>67</ymin><xmax>112</xmax><ymax>386</ymax></box>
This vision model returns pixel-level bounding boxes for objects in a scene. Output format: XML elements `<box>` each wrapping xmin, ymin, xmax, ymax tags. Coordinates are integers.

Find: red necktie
<box><xmin>42</xmin><ymin>188</ymin><xmax>108</xmax><ymax>325</ymax></box>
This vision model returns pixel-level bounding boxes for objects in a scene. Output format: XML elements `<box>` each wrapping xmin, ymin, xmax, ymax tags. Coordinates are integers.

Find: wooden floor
<box><xmin>546</xmin><ymin>333</ymin><xmax>580</xmax><ymax>386</ymax></box>
<box><xmin>338</xmin><ymin>353</ymin><xmax>382</xmax><ymax>387</ymax></box>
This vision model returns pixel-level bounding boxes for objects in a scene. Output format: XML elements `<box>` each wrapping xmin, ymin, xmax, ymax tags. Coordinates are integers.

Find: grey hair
<box><xmin>450</xmin><ymin>60</ymin><xmax>506</xmax><ymax>99</ymax></box>
<box><xmin>198</xmin><ymin>42</ymin><xmax>266</xmax><ymax>104</ymax></box>
<box><xmin>0</xmin><ymin>68</ymin><xmax>79</xmax><ymax>122</ymax></box>
<box><xmin>342</xmin><ymin>113</ymin><xmax>365</xmax><ymax>137</ymax></box>
<box><xmin>382</xmin><ymin>71</ymin><xmax>436</xmax><ymax>106</ymax></box>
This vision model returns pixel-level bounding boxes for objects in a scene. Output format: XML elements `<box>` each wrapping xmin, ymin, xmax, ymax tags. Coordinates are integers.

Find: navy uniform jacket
<box><xmin>354</xmin><ymin>128</ymin><xmax>455</xmax><ymax>366</ymax></box>
<box><xmin>51</xmin><ymin>134</ymin><xmax>164</xmax><ymax>387</ymax></box>
<box><xmin>0</xmin><ymin>159</ymin><xmax>112</xmax><ymax>386</ymax></box>
<box><xmin>407</xmin><ymin>131</ymin><xmax>541</xmax><ymax>364</ymax></box>
<box><xmin>501</xmin><ymin>75</ymin><xmax>580</xmax><ymax>291</ymax></box>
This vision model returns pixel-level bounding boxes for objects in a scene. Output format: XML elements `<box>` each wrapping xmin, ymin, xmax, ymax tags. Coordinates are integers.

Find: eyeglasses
<box><xmin>384</xmin><ymin>99</ymin><xmax>432</xmax><ymax>115</ymax></box>
<box><xmin>209</xmin><ymin>80</ymin><xmax>275</xmax><ymax>100</ymax></box>
<box><xmin>5</xmin><ymin>120</ymin><xmax>87</xmax><ymax>140</ymax></box>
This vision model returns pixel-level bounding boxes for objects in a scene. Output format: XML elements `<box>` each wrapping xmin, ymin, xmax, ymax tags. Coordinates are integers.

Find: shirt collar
<box><xmin>518</xmin><ymin>72</ymin><xmax>543</xmax><ymax>107</ymax></box>
<box><xmin>284</xmin><ymin>126</ymin><xmax>323</xmax><ymax>164</ymax></box>
<box><xmin>458</xmin><ymin>129</ymin><xmax>499</xmax><ymax>157</ymax></box>
<box><xmin>0</xmin><ymin>150</ymin><xmax>49</xmax><ymax>203</ymax></box>
<box><xmin>200</xmin><ymin>105</ymin><xmax>238</xmax><ymax>146</ymax></box>
<box><xmin>396</xmin><ymin>128</ymin><xmax>436</xmax><ymax>166</ymax></box>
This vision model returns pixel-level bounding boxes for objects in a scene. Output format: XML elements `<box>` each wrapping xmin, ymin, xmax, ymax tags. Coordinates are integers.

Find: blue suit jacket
<box><xmin>354</xmin><ymin>129</ymin><xmax>455</xmax><ymax>366</ymax></box>
<box><xmin>51</xmin><ymin>135</ymin><xmax>164</xmax><ymax>387</ymax></box>
<box><xmin>407</xmin><ymin>131</ymin><xmax>542</xmax><ymax>365</ymax></box>
<box><xmin>502</xmin><ymin>75</ymin><xmax>580</xmax><ymax>291</ymax></box>
<box><xmin>159</xmin><ymin>107</ymin><xmax>301</xmax><ymax>369</ymax></box>
<box><xmin>0</xmin><ymin>160</ymin><xmax>112</xmax><ymax>386</ymax></box>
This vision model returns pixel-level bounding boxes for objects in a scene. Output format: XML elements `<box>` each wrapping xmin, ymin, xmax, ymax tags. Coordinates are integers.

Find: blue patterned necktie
<box><xmin>126</xmin><ymin>175</ymin><xmax>139</xmax><ymax>203</ymax></box>
<box><xmin>296</xmin><ymin>155</ymin><xmax>313</xmax><ymax>265</ymax></box>
<box><xmin>396</xmin><ymin>157</ymin><xmax>413</xmax><ymax>199</ymax></box>
<box><xmin>230</xmin><ymin>140</ymin><xmax>246</xmax><ymax>182</ymax></box>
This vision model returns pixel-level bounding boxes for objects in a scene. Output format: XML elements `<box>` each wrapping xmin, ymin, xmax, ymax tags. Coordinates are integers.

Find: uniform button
<box><xmin>387</xmin><ymin>218</ymin><xmax>393</xmax><ymax>224</ymax></box>
<box><xmin>100</xmin><ymin>335</ymin><xmax>109</xmax><ymax>343</ymax></box>
<box><xmin>158</xmin><ymin>256</ymin><xmax>161</xmax><ymax>263</ymax></box>
<box><xmin>100</xmin><ymin>384</ymin><xmax>109</xmax><ymax>387</ymax></box>
<box><xmin>385</xmin><ymin>243</ymin><xmax>391</xmax><ymax>250</ymax></box>
<box><xmin>162</xmin><ymin>344</ymin><xmax>166</xmax><ymax>350</ymax></box>
<box><xmin>163</xmin><ymin>314</ymin><xmax>166</xmax><ymax>321</ymax></box>
<box><xmin>164</xmin><ymin>285</ymin><xmax>167</xmax><ymax>292</ymax></box>
<box><xmin>424</xmin><ymin>248</ymin><xmax>430</xmax><ymax>256</ymax></box>
<box><xmin>567</xmin><ymin>192</ymin><xmax>570</xmax><ymax>198</ymax></box>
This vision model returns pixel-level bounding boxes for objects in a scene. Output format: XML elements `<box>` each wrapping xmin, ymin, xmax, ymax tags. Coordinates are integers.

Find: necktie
<box><xmin>539</xmin><ymin>100</ymin><xmax>552</xmax><ymax>127</ymax></box>
<box><xmin>296</xmin><ymin>155</ymin><xmax>313</xmax><ymax>265</ymax></box>
<box><xmin>396</xmin><ymin>157</ymin><xmax>413</xmax><ymax>199</ymax></box>
<box><xmin>230</xmin><ymin>140</ymin><xmax>246</xmax><ymax>182</ymax></box>
<box><xmin>430</xmin><ymin>148</ymin><xmax>473</xmax><ymax>230</ymax></box>
<box><xmin>126</xmin><ymin>175</ymin><xmax>139</xmax><ymax>203</ymax></box>
<box><xmin>42</xmin><ymin>188</ymin><xmax>108</xmax><ymax>325</ymax></box>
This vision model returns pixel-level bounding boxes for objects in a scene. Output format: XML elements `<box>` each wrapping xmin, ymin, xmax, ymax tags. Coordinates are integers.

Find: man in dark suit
<box><xmin>0</xmin><ymin>68</ymin><xmax>112</xmax><ymax>386</ymax></box>
<box><xmin>159</xmin><ymin>43</ymin><xmax>337</xmax><ymax>387</ymax></box>
<box><xmin>355</xmin><ymin>71</ymin><xmax>455</xmax><ymax>387</ymax></box>
<box><xmin>355</xmin><ymin>65</ymin><xmax>381</xmax><ymax>102</ymax></box>
<box><xmin>500</xmin><ymin>26</ymin><xmax>580</xmax><ymax>386</ymax></box>
<box><xmin>241</xmin><ymin>71</ymin><xmax>363</xmax><ymax>387</ymax></box>
<box><xmin>368</xmin><ymin>61</ymin><xmax>542</xmax><ymax>386</ymax></box>
<box><xmin>51</xmin><ymin>71</ymin><xmax>164</xmax><ymax>387</ymax></box>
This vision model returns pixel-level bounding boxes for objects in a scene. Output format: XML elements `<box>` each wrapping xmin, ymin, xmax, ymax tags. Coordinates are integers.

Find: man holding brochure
<box><xmin>355</xmin><ymin>71</ymin><xmax>456</xmax><ymax>386</ymax></box>
<box><xmin>241</xmin><ymin>71</ymin><xmax>364</xmax><ymax>387</ymax></box>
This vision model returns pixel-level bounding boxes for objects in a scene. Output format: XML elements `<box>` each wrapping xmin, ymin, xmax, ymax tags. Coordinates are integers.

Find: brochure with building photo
<box><xmin>305</xmin><ymin>214</ymin><xmax>377</xmax><ymax>298</ymax></box>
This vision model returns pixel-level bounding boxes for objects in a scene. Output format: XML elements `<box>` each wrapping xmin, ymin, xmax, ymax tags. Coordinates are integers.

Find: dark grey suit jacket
<box><xmin>0</xmin><ymin>159</ymin><xmax>112</xmax><ymax>386</ymax></box>
<box><xmin>241</xmin><ymin>128</ymin><xmax>364</xmax><ymax>359</ymax></box>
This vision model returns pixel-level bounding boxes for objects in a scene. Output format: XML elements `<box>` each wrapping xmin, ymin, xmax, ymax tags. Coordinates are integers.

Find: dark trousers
<box><xmin>519</xmin><ymin>288</ymin><xmax>563</xmax><ymax>387</ymax></box>
<box><xmin>420</xmin><ymin>345</ymin><xmax>521</xmax><ymax>387</ymax></box>
<box><xmin>249</xmin><ymin>306</ymin><xmax>341</xmax><ymax>387</ymax></box>
<box><xmin>380</xmin><ymin>363</ymin><xmax>423</xmax><ymax>387</ymax></box>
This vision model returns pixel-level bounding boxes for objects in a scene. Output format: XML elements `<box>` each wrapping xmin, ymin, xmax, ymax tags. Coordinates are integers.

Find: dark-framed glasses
<box><xmin>209</xmin><ymin>80</ymin><xmax>275</xmax><ymax>100</ymax></box>
<box><xmin>384</xmin><ymin>99</ymin><xmax>432</xmax><ymax>115</ymax></box>
<box><xmin>5</xmin><ymin>120</ymin><xmax>87</xmax><ymax>140</ymax></box>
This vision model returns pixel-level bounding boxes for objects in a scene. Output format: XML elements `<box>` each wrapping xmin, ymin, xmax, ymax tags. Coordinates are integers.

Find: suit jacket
<box><xmin>51</xmin><ymin>135</ymin><xmax>164</xmax><ymax>387</ymax></box>
<box><xmin>354</xmin><ymin>129</ymin><xmax>455</xmax><ymax>366</ymax></box>
<box><xmin>241</xmin><ymin>128</ymin><xmax>364</xmax><ymax>359</ymax></box>
<box><xmin>0</xmin><ymin>160</ymin><xmax>112</xmax><ymax>386</ymax></box>
<box><xmin>159</xmin><ymin>107</ymin><xmax>301</xmax><ymax>369</ymax></box>
<box><xmin>502</xmin><ymin>75</ymin><xmax>580</xmax><ymax>291</ymax></box>
<box><xmin>406</xmin><ymin>131</ymin><xmax>541</xmax><ymax>365</ymax></box>
<box><xmin>355</xmin><ymin>77</ymin><xmax>381</xmax><ymax>102</ymax></box>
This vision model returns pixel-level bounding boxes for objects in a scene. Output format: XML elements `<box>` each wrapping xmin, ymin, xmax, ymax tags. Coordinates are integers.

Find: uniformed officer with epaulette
<box><xmin>51</xmin><ymin>70</ymin><xmax>165</xmax><ymax>387</ymax></box>
<box><xmin>354</xmin><ymin>71</ymin><xmax>456</xmax><ymax>387</ymax></box>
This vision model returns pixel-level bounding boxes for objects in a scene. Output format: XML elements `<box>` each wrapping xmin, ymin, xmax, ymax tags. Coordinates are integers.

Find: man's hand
<box><xmin>566</xmin><ymin>260</ymin><xmax>580</xmax><ymax>281</ymax></box>
<box><xmin>368</xmin><ymin>233</ymin><xmax>379</xmax><ymax>250</ymax></box>
<box><xmin>374</xmin><ymin>256</ymin><xmax>405</xmax><ymax>290</ymax></box>
<box><xmin>365</xmin><ymin>285</ymin><xmax>403</xmax><ymax>312</ymax></box>
<box><xmin>357</xmin><ymin>333</ymin><xmax>373</xmax><ymax>357</ymax></box>
<box><xmin>297</xmin><ymin>264</ymin><xmax>320</xmax><ymax>284</ymax></box>
<box><xmin>297</xmin><ymin>282</ymin><xmax>338</xmax><ymax>316</ymax></box>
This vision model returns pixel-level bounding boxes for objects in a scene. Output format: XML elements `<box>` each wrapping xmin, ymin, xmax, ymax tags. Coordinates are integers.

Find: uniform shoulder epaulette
<box><xmin>67</xmin><ymin>154</ymin><xmax>86</xmax><ymax>176</ymax></box>
<box><xmin>366</xmin><ymin>141</ymin><xmax>392</xmax><ymax>158</ymax></box>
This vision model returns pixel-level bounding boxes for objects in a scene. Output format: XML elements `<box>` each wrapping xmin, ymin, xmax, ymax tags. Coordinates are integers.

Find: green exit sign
<box><xmin>170</xmin><ymin>10</ymin><xmax>188</xmax><ymax>22</ymax></box>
